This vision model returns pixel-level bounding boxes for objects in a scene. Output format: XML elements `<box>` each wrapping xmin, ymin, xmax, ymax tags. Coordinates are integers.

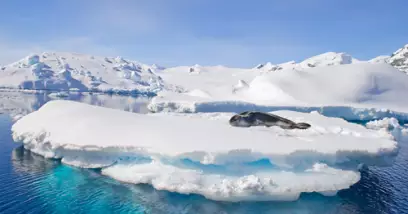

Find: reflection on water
<box><xmin>0</xmin><ymin>91</ymin><xmax>151</xmax><ymax>118</ymax></box>
<box><xmin>11</xmin><ymin>146</ymin><xmax>59</xmax><ymax>175</ymax></box>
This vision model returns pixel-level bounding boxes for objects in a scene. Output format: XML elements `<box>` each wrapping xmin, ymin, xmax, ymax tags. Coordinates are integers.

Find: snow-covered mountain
<box><xmin>299</xmin><ymin>52</ymin><xmax>358</xmax><ymax>68</ymax></box>
<box><xmin>254</xmin><ymin>60</ymin><xmax>297</xmax><ymax>71</ymax></box>
<box><xmin>0</xmin><ymin>52</ymin><xmax>165</xmax><ymax>94</ymax></box>
<box><xmin>146</xmin><ymin>44</ymin><xmax>408</xmax><ymax>114</ymax></box>
<box><xmin>369</xmin><ymin>55</ymin><xmax>390</xmax><ymax>64</ymax></box>
<box><xmin>255</xmin><ymin>44</ymin><xmax>408</xmax><ymax>73</ymax></box>
<box><xmin>388</xmin><ymin>44</ymin><xmax>408</xmax><ymax>73</ymax></box>
<box><xmin>255</xmin><ymin>52</ymin><xmax>359</xmax><ymax>72</ymax></box>
<box><xmin>1</xmin><ymin>44</ymin><xmax>407</xmax><ymax>95</ymax></box>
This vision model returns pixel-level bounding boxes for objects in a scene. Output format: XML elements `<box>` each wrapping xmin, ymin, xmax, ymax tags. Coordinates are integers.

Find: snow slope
<box><xmin>156</xmin><ymin>65</ymin><xmax>260</xmax><ymax>99</ymax></box>
<box><xmin>12</xmin><ymin>100</ymin><xmax>399</xmax><ymax>201</ymax></box>
<box><xmin>0</xmin><ymin>52</ymin><xmax>165</xmax><ymax>94</ymax></box>
<box><xmin>151</xmin><ymin>63</ymin><xmax>408</xmax><ymax>115</ymax></box>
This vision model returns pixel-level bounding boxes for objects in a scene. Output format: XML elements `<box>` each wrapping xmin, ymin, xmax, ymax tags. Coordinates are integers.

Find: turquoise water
<box><xmin>0</xmin><ymin>93</ymin><xmax>407</xmax><ymax>213</ymax></box>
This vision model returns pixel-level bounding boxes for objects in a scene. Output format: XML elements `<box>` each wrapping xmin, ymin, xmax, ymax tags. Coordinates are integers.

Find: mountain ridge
<box><xmin>255</xmin><ymin>44</ymin><xmax>408</xmax><ymax>73</ymax></box>
<box><xmin>0</xmin><ymin>51</ymin><xmax>165</xmax><ymax>95</ymax></box>
<box><xmin>0</xmin><ymin>44</ymin><xmax>407</xmax><ymax>94</ymax></box>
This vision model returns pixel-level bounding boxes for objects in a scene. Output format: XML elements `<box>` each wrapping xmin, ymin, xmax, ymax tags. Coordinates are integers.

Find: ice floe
<box><xmin>11</xmin><ymin>100</ymin><xmax>399</xmax><ymax>201</ymax></box>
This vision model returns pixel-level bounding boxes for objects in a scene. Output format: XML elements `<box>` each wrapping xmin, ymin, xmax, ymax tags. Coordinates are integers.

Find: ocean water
<box><xmin>0</xmin><ymin>92</ymin><xmax>407</xmax><ymax>214</ymax></box>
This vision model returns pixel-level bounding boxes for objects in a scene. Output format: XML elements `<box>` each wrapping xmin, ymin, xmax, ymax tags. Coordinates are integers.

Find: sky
<box><xmin>0</xmin><ymin>0</ymin><xmax>407</xmax><ymax>67</ymax></box>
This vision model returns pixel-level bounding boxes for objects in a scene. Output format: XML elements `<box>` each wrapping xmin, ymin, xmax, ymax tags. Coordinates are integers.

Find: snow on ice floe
<box><xmin>12</xmin><ymin>100</ymin><xmax>399</xmax><ymax>201</ymax></box>
<box><xmin>366</xmin><ymin>117</ymin><xmax>408</xmax><ymax>142</ymax></box>
<box><xmin>151</xmin><ymin>63</ymin><xmax>408</xmax><ymax>118</ymax></box>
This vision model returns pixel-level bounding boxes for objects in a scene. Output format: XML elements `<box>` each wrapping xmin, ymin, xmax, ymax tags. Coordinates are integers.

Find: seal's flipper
<box><xmin>294</xmin><ymin>122</ymin><xmax>311</xmax><ymax>129</ymax></box>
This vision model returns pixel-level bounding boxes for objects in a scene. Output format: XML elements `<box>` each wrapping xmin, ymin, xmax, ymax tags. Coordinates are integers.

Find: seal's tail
<box><xmin>294</xmin><ymin>122</ymin><xmax>311</xmax><ymax>129</ymax></box>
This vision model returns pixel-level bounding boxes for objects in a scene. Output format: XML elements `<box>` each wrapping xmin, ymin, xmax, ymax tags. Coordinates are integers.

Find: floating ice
<box><xmin>366</xmin><ymin>117</ymin><xmax>408</xmax><ymax>142</ymax></box>
<box><xmin>101</xmin><ymin>161</ymin><xmax>360</xmax><ymax>202</ymax></box>
<box><xmin>48</xmin><ymin>92</ymin><xmax>70</xmax><ymax>99</ymax></box>
<box><xmin>12</xmin><ymin>100</ymin><xmax>399</xmax><ymax>201</ymax></box>
<box><xmin>366</xmin><ymin>117</ymin><xmax>400</xmax><ymax>131</ymax></box>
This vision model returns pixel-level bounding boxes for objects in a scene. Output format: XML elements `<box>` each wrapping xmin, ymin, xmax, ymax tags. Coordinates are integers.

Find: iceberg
<box><xmin>366</xmin><ymin>117</ymin><xmax>408</xmax><ymax>142</ymax></box>
<box><xmin>12</xmin><ymin>100</ymin><xmax>399</xmax><ymax>201</ymax></box>
<box><xmin>101</xmin><ymin>161</ymin><xmax>360</xmax><ymax>201</ymax></box>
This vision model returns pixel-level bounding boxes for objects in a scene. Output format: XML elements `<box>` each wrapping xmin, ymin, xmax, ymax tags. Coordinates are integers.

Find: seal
<box><xmin>229</xmin><ymin>111</ymin><xmax>311</xmax><ymax>129</ymax></box>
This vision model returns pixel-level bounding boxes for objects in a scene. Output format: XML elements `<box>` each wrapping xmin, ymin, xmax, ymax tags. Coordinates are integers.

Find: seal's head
<box><xmin>229</xmin><ymin>114</ymin><xmax>251</xmax><ymax>127</ymax></box>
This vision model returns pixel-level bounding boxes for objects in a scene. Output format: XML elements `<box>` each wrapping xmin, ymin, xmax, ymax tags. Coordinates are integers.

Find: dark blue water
<box><xmin>0</xmin><ymin>94</ymin><xmax>407</xmax><ymax>214</ymax></box>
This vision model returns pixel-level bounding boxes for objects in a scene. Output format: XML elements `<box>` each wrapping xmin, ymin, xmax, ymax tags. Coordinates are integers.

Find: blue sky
<box><xmin>0</xmin><ymin>0</ymin><xmax>406</xmax><ymax>67</ymax></box>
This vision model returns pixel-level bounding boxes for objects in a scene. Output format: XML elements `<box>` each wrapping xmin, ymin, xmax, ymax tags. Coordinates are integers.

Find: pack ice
<box><xmin>12</xmin><ymin>100</ymin><xmax>399</xmax><ymax>201</ymax></box>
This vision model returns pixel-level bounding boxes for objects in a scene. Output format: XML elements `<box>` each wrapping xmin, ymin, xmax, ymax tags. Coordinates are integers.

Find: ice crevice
<box><xmin>11</xmin><ymin>100</ymin><xmax>402</xmax><ymax>202</ymax></box>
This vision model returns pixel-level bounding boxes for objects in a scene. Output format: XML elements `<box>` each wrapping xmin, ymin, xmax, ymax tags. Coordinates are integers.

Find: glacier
<box><xmin>147</xmin><ymin>44</ymin><xmax>408</xmax><ymax>120</ymax></box>
<box><xmin>150</xmin><ymin>63</ymin><xmax>408</xmax><ymax>123</ymax></box>
<box><xmin>0</xmin><ymin>44</ymin><xmax>407</xmax><ymax>98</ymax></box>
<box><xmin>11</xmin><ymin>100</ymin><xmax>400</xmax><ymax>201</ymax></box>
<box><xmin>0</xmin><ymin>52</ymin><xmax>165</xmax><ymax>95</ymax></box>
